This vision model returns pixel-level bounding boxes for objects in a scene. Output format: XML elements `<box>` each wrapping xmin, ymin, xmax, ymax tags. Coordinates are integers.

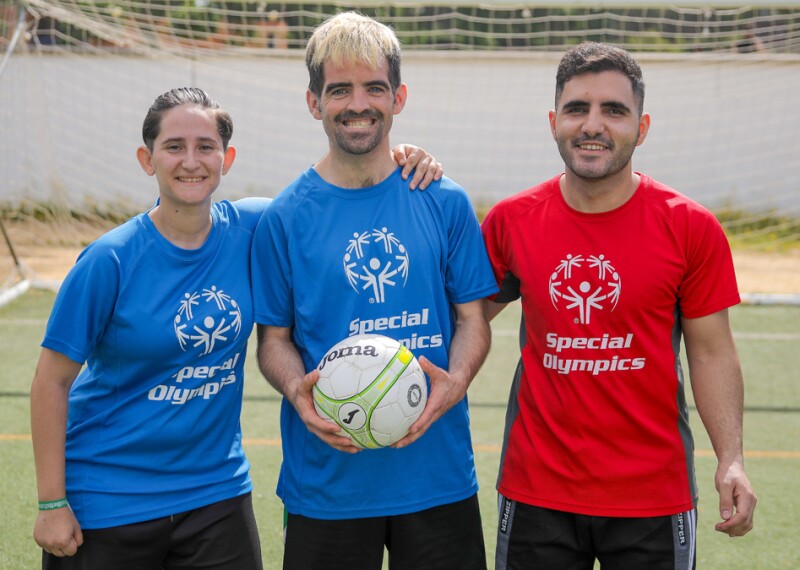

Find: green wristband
<box><xmin>38</xmin><ymin>498</ymin><xmax>69</xmax><ymax>511</ymax></box>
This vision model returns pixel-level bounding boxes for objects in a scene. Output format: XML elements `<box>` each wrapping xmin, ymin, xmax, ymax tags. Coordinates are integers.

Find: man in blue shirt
<box><xmin>251</xmin><ymin>11</ymin><xmax>498</xmax><ymax>570</ymax></box>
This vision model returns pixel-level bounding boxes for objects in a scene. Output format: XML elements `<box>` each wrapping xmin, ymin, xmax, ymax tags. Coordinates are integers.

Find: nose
<box><xmin>182</xmin><ymin>149</ymin><xmax>200</xmax><ymax>169</ymax></box>
<box><xmin>582</xmin><ymin>107</ymin><xmax>605</xmax><ymax>137</ymax></box>
<box><xmin>347</xmin><ymin>86</ymin><xmax>371</xmax><ymax>113</ymax></box>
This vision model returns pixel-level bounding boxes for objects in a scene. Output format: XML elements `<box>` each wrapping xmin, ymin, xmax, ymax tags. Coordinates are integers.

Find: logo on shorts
<box><xmin>343</xmin><ymin>227</ymin><xmax>410</xmax><ymax>304</ymax></box>
<box><xmin>173</xmin><ymin>286</ymin><xmax>243</xmax><ymax>356</ymax></box>
<box><xmin>676</xmin><ymin>511</ymin><xmax>686</xmax><ymax>546</ymax></box>
<box><xmin>499</xmin><ymin>497</ymin><xmax>513</xmax><ymax>534</ymax></box>
<box><xmin>548</xmin><ymin>253</ymin><xmax>621</xmax><ymax>324</ymax></box>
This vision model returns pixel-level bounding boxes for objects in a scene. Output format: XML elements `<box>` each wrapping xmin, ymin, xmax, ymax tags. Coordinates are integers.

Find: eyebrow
<box><xmin>562</xmin><ymin>99</ymin><xmax>632</xmax><ymax>114</ymax></box>
<box><xmin>324</xmin><ymin>79</ymin><xmax>391</xmax><ymax>95</ymax></box>
<box><xmin>324</xmin><ymin>81</ymin><xmax>352</xmax><ymax>95</ymax></box>
<box><xmin>160</xmin><ymin>136</ymin><xmax>219</xmax><ymax>145</ymax></box>
<box><xmin>364</xmin><ymin>79</ymin><xmax>391</xmax><ymax>90</ymax></box>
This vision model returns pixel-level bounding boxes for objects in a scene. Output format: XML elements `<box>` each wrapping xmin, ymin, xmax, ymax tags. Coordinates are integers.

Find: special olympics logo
<box><xmin>549</xmin><ymin>254</ymin><xmax>621</xmax><ymax>324</ymax></box>
<box><xmin>343</xmin><ymin>227</ymin><xmax>410</xmax><ymax>304</ymax></box>
<box><xmin>173</xmin><ymin>286</ymin><xmax>243</xmax><ymax>356</ymax></box>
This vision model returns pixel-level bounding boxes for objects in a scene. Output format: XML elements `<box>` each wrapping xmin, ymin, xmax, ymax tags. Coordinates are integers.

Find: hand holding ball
<box><xmin>313</xmin><ymin>334</ymin><xmax>428</xmax><ymax>448</ymax></box>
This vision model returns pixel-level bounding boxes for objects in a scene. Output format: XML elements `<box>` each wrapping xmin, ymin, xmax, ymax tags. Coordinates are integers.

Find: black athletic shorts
<box><xmin>42</xmin><ymin>493</ymin><xmax>262</xmax><ymax>570</ymax></box>
<box><xmin>495</xmin><ymin>495</ymin><xmax>697</xmax><ymax>570</ymax></box>
<box><xmin>283</xmin><ymin>493</ymin><xmax>487</xmax><ymax>570</ymax></box>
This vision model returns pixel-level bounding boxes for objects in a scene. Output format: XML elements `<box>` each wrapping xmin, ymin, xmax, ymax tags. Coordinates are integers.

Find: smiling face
<box><xmin>307</xmin><ymin>57</ymin><xmax>407</xmax><ymax>158</ymax></box>
<box><xmin>550</xmin><ymin>70</ymin><xmax>649</xmax><ymax>183</ymax></box>
<box><xmin>136</xmin><ymin>103</ymin><xmax>235</xmax><ymax>210</ymax></box>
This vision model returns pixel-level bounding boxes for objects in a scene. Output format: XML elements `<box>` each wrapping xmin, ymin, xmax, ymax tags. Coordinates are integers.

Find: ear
<box><xmin>307</xmin><ymin>89</ymin><xmax>322</xmax><ymax>120</ymax></box>
<box><xmin>221</xmin><ymin>145</ymin><xmax>236</xmax><ymax>175</ymax></box>
<box><xmin>392</xmin><ymin>83</ymin><xmax>408</xmax><ymax>116</ymax></box>
<box><xmin>136</xmin><ymin>146</ymin><xmax>155</xmax><ymax>176</ymax></box>
<box><xmin>636</xmin><ymin>113</ymin><xmax>651</xmax><ymax>146</ymax></box>
<box><xmin>548</xmin><ymin>110</ymin><xmax>557</xmax><ymax>141</ymax></box>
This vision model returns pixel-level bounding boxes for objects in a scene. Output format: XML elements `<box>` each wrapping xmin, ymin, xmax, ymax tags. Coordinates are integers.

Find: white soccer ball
<box><xmin>313</xmin><ymin>334</ymin><xmax>428</xmax><ymax>449</ymax></box>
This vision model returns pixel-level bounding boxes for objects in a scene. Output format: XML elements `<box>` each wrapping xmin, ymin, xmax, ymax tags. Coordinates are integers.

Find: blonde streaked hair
<box><xmin>306</xmin><ymin>11</ymin><xmax>402</xmax><ymax>97</ymax></box>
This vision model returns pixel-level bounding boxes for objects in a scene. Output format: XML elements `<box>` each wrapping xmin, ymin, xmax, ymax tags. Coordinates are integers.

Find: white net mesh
<box><xmin>1</xmin><ymin>0</ymin><xmax>799</xmax><ymax>297</ymax></box>
<box><xmin>12</xmin><ymin>1</ymin><xmax>800</xmax><ymax>53</ymax></box>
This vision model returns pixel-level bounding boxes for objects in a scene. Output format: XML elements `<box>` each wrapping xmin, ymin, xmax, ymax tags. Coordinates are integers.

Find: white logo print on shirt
<box><xmin>548</xmin><ymin>254</ymin><xmax>621</xmax><ymax>324</ymax></box>
<box><xmin>148</xmin><ymin>287</ymin><xmax>243</xmax><ymax>405</ymax></box>
<box><xmin>544</xmin><ymin>254</ymin><xmax>646</xmax><ymax>375</ymax></box>
<box><xmin>173</xmin><ymin>286</ymin><xmax>243</xmax><ymax>356</ymax></box>
<box><xmin>343</xmin><ymin>227</ymin><xmax>410</xmax><ymax>304</ymax></box>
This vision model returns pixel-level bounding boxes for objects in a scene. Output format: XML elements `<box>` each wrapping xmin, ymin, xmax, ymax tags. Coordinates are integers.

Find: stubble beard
<box><xmin>332</xmin><ymin>112</ymin><xmax>387</xmax><ymax>156</ymax></box>
<box><xmin>558</xmin><ymin>136</ymin><xmax>637</xmax><ymax>181</ymax></box>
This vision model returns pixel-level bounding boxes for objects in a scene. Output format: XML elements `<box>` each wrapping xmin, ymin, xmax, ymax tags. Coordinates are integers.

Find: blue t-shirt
<box><xmin>42</xmin><ymin>198</ymin><xmax>269</xmax><ymax>529</ymax></box>
<box><xmin>251</xmin><ymin>167</ymin><xmax>498</xmax><ymax>519</ymax></box>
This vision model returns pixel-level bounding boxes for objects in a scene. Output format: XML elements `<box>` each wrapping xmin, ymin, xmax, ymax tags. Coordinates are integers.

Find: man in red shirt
<box><xmin>482</xmin><ymin>42</ymin><xmax>757</xmax><ymax>569</ymax></box>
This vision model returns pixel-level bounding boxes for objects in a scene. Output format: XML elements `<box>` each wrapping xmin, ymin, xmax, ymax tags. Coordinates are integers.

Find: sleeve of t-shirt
<box><xmin>678</xmin><ymin>207</ymin><xmax>740</xmax><ymax>318</ymax></box>
<box><xmin>481</xmin><ymin>203</ymin><xmax>521</xmax><ymax>304</ymax></box>
<box><xmin>41</xmin><ymin>241</ymin><xmax>121</xmax><ymax>364</ymax></box>
<box><xmin>440</xmin><ymin>181</ymin><xmax>499</xmax><ymax>304</ymax></box>
<box><xmin>232</xmin><ymin>197</ymin><xmax>273</xmax><ymax>232</ymax></box>
<box><xmin>251</xmin><ymin>202</ymin><xmax>294</xmax><ymax>327</ymax></box>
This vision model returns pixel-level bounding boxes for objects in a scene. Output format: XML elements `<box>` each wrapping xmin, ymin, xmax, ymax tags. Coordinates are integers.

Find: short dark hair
<box><xmin>141</xmin><ymin>87</ymin><xmax>233</xmax><ymax>151</ymax></box>
<box><xmin>555</xmin><ymin>42</ymin><xmax>645</xmax><ymax>115</ymax></box>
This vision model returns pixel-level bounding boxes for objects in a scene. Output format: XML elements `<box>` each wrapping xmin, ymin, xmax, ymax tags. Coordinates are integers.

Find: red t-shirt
<box><xmin>482</xmin><ymin>174</ymin><xmax>740</xmax><ymax>517</ymax></box>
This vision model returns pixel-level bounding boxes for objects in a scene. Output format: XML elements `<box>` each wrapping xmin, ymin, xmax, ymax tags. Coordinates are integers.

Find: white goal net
<box><xmin>1</xmin><ymin>0</ymin><xmax>799</xmax><ymax>299</ymax></box>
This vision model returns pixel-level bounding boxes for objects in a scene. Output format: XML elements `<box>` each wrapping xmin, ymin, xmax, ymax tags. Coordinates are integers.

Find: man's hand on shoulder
<box><xmin>392</xmin><ymin>144</ymin><xmax>443</xmax><ymax>190</ymax></box>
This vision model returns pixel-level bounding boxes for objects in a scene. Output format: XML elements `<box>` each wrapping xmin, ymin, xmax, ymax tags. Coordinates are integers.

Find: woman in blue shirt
<box><xmin>30</xmin><ymin>87</ymin><xmax>440</xmax><ymax>569</ymax></box>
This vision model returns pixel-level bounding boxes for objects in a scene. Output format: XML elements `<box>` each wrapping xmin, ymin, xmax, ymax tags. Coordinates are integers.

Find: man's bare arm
<box><xmin>256</xmin><ymin>325</ymin><xmax>361</xmax><ymax>453</ymax></box>
<box><xmin>683</xmin><ymin>309</ymin><xmax>756</xmax><ymax>536</ymax></box>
